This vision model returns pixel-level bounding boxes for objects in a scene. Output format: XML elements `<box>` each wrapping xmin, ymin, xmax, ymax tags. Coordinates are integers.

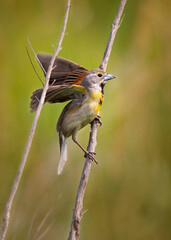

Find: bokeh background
<box><xmin>0</xmin><ymin>0</ymin><xmax>171</xmax><ymax>239</ymax></box>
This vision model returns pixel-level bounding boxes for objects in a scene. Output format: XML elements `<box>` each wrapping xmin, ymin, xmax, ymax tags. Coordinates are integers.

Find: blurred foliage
<box><xmin>0</xmin><ymin>0</ymin><xmax>171</xmax><ymax>239</ymax></box>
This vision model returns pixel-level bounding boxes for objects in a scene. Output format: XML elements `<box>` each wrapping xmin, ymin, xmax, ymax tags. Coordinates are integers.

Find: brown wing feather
<box><xmin>37</xmin><ymin>54</ymin><xmax>88</xmax><ymax>86</ymax></box>
<box><xmin>30</xmin><ymin>85</ymin><xmax>71</xmax><ymax>112</ymax></box>
<box><xmin>30</xmin><ymin>84</ymin><xmax>87</xmax><ymax>112</ymax></box>
<box><xmin>30</xmin><ymin>54</ymin><xmax>88</xmax><ymax>112</ymax></box>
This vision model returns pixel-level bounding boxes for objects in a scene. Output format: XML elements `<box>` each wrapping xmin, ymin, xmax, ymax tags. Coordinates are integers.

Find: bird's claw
<box><xmin>89</xmin><ymin>151</ymin><xmax>96</xmax><ymax>155</ymax></box>
<box><xmin>95</xmin><ymin>115</ymin><xmax>102</xmax><ymax>126</ymax></box>
<box><xmin>84</xmin><ymin>151</ymin><xmax>98</xmax><ymax>164</ymax></box>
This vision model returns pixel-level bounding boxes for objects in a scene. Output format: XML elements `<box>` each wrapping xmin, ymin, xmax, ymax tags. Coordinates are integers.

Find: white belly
<box><xmin>61</xmin><ymin>100</ymin><xmax>99</xmax><ymax>137</ymax></box>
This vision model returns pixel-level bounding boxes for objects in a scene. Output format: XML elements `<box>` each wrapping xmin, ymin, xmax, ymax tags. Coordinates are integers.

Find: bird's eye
<box><xmin>97</xmin><ymin>73</ymin><xmax>103</xmax><ymax>77</ymax></box>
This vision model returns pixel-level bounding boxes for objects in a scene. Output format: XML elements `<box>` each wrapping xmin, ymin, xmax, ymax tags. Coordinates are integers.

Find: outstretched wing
<box><xmin>30</xmin><ymin>84</ymin><xmax>87</xmax><ymax>112</ymax></box>
<box><xmin>30</xmin><ymin>54</ymin><xmax>89</xmax><ymax>112</ymax></box>
<box><xmin>37</xmin><ymin>54</ymin><xmax>88</xmax><ymax>86</ymax></box>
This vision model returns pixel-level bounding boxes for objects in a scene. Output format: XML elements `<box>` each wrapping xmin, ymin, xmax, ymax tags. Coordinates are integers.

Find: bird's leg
<box><xmin>72</xmin><ymin>136</ymin><xmax>98</xmax><ymax>164</ymax></box>
<box><xmin>94</xmin><ymin>114</ymin><xmax>102</xmax><ymax>126</ymax></box>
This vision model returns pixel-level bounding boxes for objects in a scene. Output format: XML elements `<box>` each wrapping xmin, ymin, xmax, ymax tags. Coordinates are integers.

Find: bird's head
<box><xmin>82</xmin><ymin>68</ymin><xmax>115</xmax><ymax>93</ymax></box>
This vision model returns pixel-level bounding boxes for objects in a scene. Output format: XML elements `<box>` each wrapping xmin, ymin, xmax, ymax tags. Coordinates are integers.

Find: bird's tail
<box><xmin>58</xmin><ymin>133</ymin><xmax>68</xmax><ymax>175</ymax></box>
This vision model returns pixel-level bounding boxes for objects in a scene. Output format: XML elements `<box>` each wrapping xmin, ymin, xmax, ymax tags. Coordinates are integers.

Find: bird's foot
<box><xmin>84</xmin><ymin>151</ymin><xmax>98</xmax><ymax>164</ymax></box>
<box><xmin>89</xmin><ymin>151</ymin><xmax>96</xmax><ymax>155</ymax></box>
<box><xmin>95</xmin><ymin>115</ymin><xmax>102</xmax><ymax>126</ymax></box>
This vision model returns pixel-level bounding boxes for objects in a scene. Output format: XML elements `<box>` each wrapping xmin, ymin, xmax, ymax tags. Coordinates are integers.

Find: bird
<box><xmin>30</xmin><ymin>54</ymin><xmax>115</xmax><ymax>174</ymax></box>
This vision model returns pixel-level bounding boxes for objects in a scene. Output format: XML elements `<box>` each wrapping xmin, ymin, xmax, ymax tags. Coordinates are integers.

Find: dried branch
<box><xmin>100</xmin><ymin>0</ymin><xmax>127</xmax><ymax>72</ymax></box>
<box><xmin>27</xmin><ymin>39</ymin><xmax>47</xmax><ymax>76</ymax></box>
<box><xmin>26</xmin><ymin>46</ymin><xmax>44</xmax><ymax>86</ymax></box>
<box><xmin>0</xmin><ymin>1</ymin><xmax>71</xmax><ymax>239</ymax></box>
<box><xmin>68</xmin><ymin>1</ymin><xmax>127</xmax><ymax>239</ymax></box>
<box><xmin>68</xmin><ymin>121</ymin><xmax>99</xmax><ymax>240</ymax></box>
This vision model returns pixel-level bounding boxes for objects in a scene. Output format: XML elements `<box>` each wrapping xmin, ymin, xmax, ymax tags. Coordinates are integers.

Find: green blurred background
<box><xmin>0</xmin><ymin>0</ymin><xmax>171</xmax><ymax>239</ymax></box>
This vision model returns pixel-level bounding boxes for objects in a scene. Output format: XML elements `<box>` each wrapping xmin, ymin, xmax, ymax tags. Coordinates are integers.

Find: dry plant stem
<box><xmin>68</xmin><ymin>0</ymin><xmax>127</xmax><ymax>239</ymax></box>
<box><xmin>100</xmin><ymin>0</ymin><xmax>127</xmax><ymax>72</ymax></box>
<box><xmin>26</xmin><ymin>46</ymin><xmax>44</xmax><ymax>86</ymax></box>
<box><xmin>0</xmin><ymin>1</ymin><xmax>71</xmax><ymax>239</ymax></box>
<box><xmin>68</xmin><ymin>120</ymin><xmax>99</xmax><ymax>240</ymax></box>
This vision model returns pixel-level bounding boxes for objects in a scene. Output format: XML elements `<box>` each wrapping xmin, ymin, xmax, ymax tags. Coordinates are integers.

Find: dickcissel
<box><xmin>30</xmin><ymin>54</ymin><xmax>115</xmax><ymax>174</ymax></box>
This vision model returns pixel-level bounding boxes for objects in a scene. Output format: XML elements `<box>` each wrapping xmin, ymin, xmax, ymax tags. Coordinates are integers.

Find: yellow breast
<box><xmin>89</xmin><ymin>90</ymin><xmax>104</xmax><ymax>115</ymax></box>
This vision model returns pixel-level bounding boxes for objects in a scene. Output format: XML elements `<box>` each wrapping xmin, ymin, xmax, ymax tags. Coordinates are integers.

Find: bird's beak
<box><xmin>104</xmin><ymin>73</ymin><xmax>116</xmax><ymax>83</ymax></box>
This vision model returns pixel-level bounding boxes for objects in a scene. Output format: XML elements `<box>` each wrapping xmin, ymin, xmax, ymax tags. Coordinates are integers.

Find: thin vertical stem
<box><xmin>68</xmin><ymin>0</ymin><xmax>127</xmax><ymax>239</ymax></box>
<box><xmin>0</xmin><ymin>1</ymin><xmax>71</xmax><ymax>239</ymax></box>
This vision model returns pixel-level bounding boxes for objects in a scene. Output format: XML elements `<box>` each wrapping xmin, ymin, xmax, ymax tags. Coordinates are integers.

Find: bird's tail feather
<box><xmin>58</xmin><ymin>133</ymin><xmax>67</xmax><ymax>175</ymax></box>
